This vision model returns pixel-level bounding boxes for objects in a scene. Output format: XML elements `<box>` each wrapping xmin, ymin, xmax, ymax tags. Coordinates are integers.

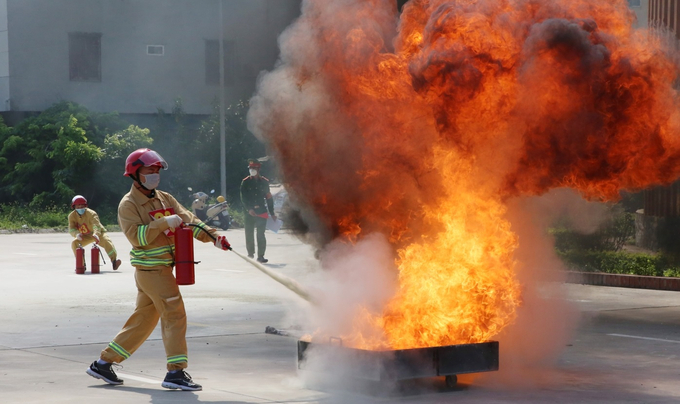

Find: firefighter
<box><xmin>68</xmin><ymin>195</ymin><xmax>122</xmax><ymax>271</ymax></box>
<box><xmin>85</xmin><ymin>148</ymin><xmax>231</xmax><ymax>391</ymax></box>
<box><xmin>240</xmin><ymin>159</ymin><xmax>276</xmax><ymax>263</ymax></box>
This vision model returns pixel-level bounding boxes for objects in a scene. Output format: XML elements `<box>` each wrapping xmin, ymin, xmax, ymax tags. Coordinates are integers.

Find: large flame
<box><xmin>248</xmin><ymin>0</ymin><xmax>680</xmax><ymax>350</ymax></box>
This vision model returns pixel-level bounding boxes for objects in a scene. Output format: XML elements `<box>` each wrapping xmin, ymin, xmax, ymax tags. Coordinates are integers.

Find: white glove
<box><xmin>214</xmin><ymin>235</ymin><xmax>231</xmax><ymax>251</ymax></box>
<box><xmin>165</xmin><ymin>214</ymin><xmax>183</xmax><ymax>229</ymax></box>
<box><xmin>76</xmin><ymin>233</ymin><xmax>83</xmax><ymax>241</ymax></box>
<box><xmin>93</xmin><ymin>235</ymin><xmax>100</xmax><ymax>244</ymax></box>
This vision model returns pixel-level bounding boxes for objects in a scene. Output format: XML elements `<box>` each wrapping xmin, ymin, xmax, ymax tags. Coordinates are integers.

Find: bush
<box><xmin>152</xmin><ymin>98</ymin><xmax>266</xmax><ymax>213</ymax></box>
<box><xmin>229</xmin><ymin>207</ymin><xmax>245</xmax><ymax>228</ymax></box>
<box><xmin>0</xmin><ymin>203</ymin><xmax>122</xmax><ymax>231</ymax></box>
<box><xmin>551</xmin><ymin>208</ymin><xmax>635</xmax><ymax>252</ymax></box>
<box><xmin>655</xmin><ymin>217</ymin><xmax>680</xmax><ymax>263</ymax></box>
<box><xmin>0</xmin><ymin>203</ymin><xmax>70</xmax><ymax>230</ymax></box>
<box><xmin>0</xmin><ymin>101</ymin><xmax>153</xmax><ymax>210</ymax></box>
<box><xmin>0</xmin><ymin>99</ymin><xmax>269</xmax><ymax>225</ymax></box>
<box><xmin>558</xmin><ymin>249</ymin><xmax>680</xmax><ymax>277</ymax></box>
<box><xmin>663</xmin><ymin>268</ymin><xmax>680</xmax><ymax>277</ymax></box>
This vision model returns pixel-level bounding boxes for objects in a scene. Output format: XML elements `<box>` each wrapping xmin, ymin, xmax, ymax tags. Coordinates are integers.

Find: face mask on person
<box><xmin>142</xmin><ymin>173</ymin><xmax>160</xmax><ymax>189</ymax></box>
<box><xmin>76</xmin><ymin>208</ymin><xmax>86</xmax><ymax>215</ymax></box>
<box><xmin>249</xmin><ymin>169</ymin><xmax>258</xmax><ymax>177</ymax></box>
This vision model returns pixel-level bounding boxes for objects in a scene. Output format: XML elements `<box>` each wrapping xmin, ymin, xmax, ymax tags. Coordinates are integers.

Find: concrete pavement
<box><xmin>1</xmin><ymin>230</ymin><xmax>680</xmax><ymax>403</ymax></box>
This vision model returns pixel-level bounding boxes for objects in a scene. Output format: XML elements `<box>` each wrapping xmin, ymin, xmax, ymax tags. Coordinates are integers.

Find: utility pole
<box><xmin>219</xmin><ymin>0</ymin><xmax>227</xmax><ymax>198</ymax></box>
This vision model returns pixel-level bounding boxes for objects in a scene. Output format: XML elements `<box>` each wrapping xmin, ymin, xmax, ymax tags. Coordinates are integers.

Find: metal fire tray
<box><xmin>297</xmin><ymin>339</ymin><xmax>499</xmax><ymax>386</ymax></box>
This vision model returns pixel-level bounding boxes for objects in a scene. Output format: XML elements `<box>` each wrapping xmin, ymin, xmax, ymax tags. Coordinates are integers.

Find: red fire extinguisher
<box><xmin>91</xmin><ymin>244</ymin><xmax>101</xmax><ymax>274</ymax></box>
<box><xmin>174</xmin><ymin>226</ymin><xmax>196</xmax><ymax>285</ymax></box>
<box><xmin>75</xmin><ymin>245</ymin><xmax>86</xmax><ymax>274</ymax></box>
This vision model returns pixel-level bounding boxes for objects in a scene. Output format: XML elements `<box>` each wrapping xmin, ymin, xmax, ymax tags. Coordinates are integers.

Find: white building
<box><xmin>629</xmin><ymin>0</ymin><xmax>648</xmax><ymax>28</ymax></box>
<box><xmin>0</xmin><ymin>0</ymin><xmax>300</xmax><ymax>121</ymax></box>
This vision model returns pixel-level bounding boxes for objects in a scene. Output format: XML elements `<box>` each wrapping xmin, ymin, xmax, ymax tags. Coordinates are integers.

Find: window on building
<box><xmin>205</xmin><ymin>39</ymin><xmax>235</xmax><ymax>86</ymax></box>
<box><xmin>628</xmin><ymin>0</ymin><xmax>641</xmax><ymax>7</ymax></box>
<box><xmin>147</xmin><ymin>45</ymin><xmax>164</xmax><ymax>56</ymax></box>
<box><xmin>69</xmin><ymin>32</ymin><xmax>102</xmax><ymax>82</ymax></box>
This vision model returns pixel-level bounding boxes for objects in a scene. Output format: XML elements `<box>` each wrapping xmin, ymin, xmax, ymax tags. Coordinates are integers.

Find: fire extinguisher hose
<box><xmin>97</xmin><ymin>243</ymin><xmax>107</xmax><ymax>265</ymax></box>
<box><xmin>185</xmin><ymin>223</ymin><xmax>318</xmax><ymax>305</ymax></box>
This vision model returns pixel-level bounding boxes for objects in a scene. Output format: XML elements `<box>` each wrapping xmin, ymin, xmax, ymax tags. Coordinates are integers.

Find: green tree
<box><xmin>198</xmin><ymin>100</ymin><xmax>268</xmax><ymax>207</ymax></box>
<box><xmin>93</xmin><ymin>124</ymin><xmax>154</xmax><ymax>210</ymax></box>
<box><xmin>0</xmin><ymin>98</ymin><xmax>266</xmax><ymax>220</ymax></box>
<box><xmin>152</xmin><ymin>99</ymin><xmax>266</xmax><ymax>208</ymax></box>
<box><xmin>153</xmin><ymin>98</ymin><xmax>204</xmax><ymax>196</ymax></box>
<box><xmin>0</xmin><ymin>101</ymin><xmax>153</xmax><ymax>215</ymax></box>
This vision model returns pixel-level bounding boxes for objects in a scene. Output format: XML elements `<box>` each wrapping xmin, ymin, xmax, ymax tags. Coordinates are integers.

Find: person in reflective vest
<box><xmin>85</xmin><ymin>148</ymin><xmax>231</xmax><ymax>391</ymax></box>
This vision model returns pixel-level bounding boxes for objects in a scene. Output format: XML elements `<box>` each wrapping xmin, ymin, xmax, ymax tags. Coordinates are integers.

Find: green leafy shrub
<box><xmin>229</xmin><ymin>207</ymin><xmax>245</xmax><ymax>228</ymax></box>
<box><xmin>663</xmin><ymin>268</ymin><xmax>680</xmax><ymax>277</ymax></box>
<box><xmin>153</xmin><ymin>98</ymin><xmax>267</xmax><ymax>215</ymax></box>
<box><xmin>0</xmin><ymin>99</ymin><xmax>268</xmax><ymax>226</ymax></box>
<box><xmin>558</xmin><ymin>249</ymin><xmax>680</xmax><ymax>277</ymax></box>
<box><xmin>0</xmin><ymin>203</ymin><xmax>120</xmax><ymax>231</ymax></box>
<box><xmin>654</xmin><ymin>217</ymin><xmax>680</xmax><ymax>263</ymax></box>
<box><xmin>0</xmin><ymin>101</ymin><xmax>153</xmax><ymax>210</ymax></box>
<box><xmin>551</xmin><ymin>210</ymin><xmax>634</xmax><ymax>252</ymax></box>
<box><xmin>0</xmin><ymin>203</ymin><xmax>69</xmax><ymax>230</ymax></box>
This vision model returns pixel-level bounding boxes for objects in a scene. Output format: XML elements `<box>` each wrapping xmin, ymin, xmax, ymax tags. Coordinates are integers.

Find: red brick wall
<box><xmin>566</xmin><ymin>271</ymin><xmax>680</xmax><ymax>291</ymax></box>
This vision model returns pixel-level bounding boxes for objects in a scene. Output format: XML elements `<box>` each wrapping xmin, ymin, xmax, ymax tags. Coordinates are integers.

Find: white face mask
<box><xmin>142</xmin><ymin>173</ymin><xmax>160</xmax><ymax>189</ymax></box>
<box><xmin>76</xmin><ymin>208</ymin><xmax>86</xmax><ymax>215</ymax></box>
<box><xmin>249</xmin><ymin>169</ymin><xmax>258</xmax><ymax>177</ymax></box>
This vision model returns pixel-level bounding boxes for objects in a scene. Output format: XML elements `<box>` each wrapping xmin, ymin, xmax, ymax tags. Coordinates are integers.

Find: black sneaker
<box><xmin>257</xmin><ymin>257</ymin><xmax>268</xmax><ymax>263</ymax></box>
<box><xmin>247</xmin><ymin>254</ymin><xmax>254</xmax><ymax>259</ymax></box>
<box><xmin>86</xmin><ymin>361</ymin><xmax>123</xmax><ymax>385</ymax></box>
<box><xmin>161</xmin><ymin>370</ymin><xmax>202</xmax><ymax>391</ymax></box>
<box><xmin>112</xmin><ymin>259</ymin><xmax>122</xmax><ymax>270</ymax></box>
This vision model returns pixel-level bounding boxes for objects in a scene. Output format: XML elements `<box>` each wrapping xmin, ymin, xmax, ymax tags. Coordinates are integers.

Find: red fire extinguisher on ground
<box><xmin>75</xmin><ymin>245</ymin><xmax>86</xmax><ymax>274</ymax></box>
<box><xmin>174</xmin><ymin>226</ymin><xmax>196</xmax><ymax>285</ymax></box>
<box><xmin>91</xmin><ymin>244</ymin><xmax>101</xmax><ymax>274</ymax></box>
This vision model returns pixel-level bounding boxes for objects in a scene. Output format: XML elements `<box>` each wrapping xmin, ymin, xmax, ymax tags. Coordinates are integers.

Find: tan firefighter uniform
<box><xmin>98</xmin><ymin>184</ymin><xmax>217</xmax><ymax>371</ymax></box>
<box><xmin>68</xmin><ymin>208</ymin><xmax>118</xmax><ymax>262</ymax></box>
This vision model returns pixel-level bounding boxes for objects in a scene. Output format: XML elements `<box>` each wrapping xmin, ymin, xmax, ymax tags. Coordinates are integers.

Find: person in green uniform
<box><xmin>240</xmin><ymin>159</ymin><xmax>276</xmax><ymax>263</ymax></box>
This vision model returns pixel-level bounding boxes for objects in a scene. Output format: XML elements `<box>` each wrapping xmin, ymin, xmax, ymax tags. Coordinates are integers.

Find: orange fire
<box><xmin>248</xmin><ymin>0</ymin><xmax>680</xmax><ymax>350</ymax></box>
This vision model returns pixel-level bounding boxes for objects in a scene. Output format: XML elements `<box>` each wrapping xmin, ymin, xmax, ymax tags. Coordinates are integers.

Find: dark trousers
<box><xmin>244</xmin><ymin>214</ymin><xmax>267</xmax><ymax>258</ymax></box>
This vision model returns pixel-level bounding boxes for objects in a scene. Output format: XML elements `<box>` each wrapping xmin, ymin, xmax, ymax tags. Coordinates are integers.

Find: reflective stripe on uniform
<box><xmin>137</xmin><ymin>225</ymin><xmax>149</xmax><ymax>246</ymax></box>
<box><xmin>192</xmin><ymin>222</ymin><xmax>208</xmax><ymax>238</ymax></box>
<box><xmin>129</xmin><ymin>245</ymin><xmax>175</xmax><ymax>267</ymax></box>
<box><xmin>131</xmin><ymin>245</ymin><xmax>174</xmax><ymax>257</ymax></box>
<box><xmin>109</xmin><ymin>341</ymin><xmax>131</xmax><ymax>359</ymax></box>
<box><xmin>130</xmin><ymin>258</ymin><xmax>174</xmax><ymax>267</ymax></box>
<box><xmin>167</xmin><ymin>354</ymin><xmax>188</xmax><ymax>364</ymax></box>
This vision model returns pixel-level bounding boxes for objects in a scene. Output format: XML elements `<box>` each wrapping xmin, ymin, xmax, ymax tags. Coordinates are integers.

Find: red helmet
<box><xmin>71</xmin><ymin>195</ymin><xmax>87</xmax><ymax>209</ymax></box>
<box><xmin>124</xmin><ymin>148</ymin><xmax>168</xmax><ymax>177</ymax></box>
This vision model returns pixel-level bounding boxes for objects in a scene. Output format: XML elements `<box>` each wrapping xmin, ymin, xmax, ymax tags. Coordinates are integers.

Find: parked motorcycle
<box><xmin>188</xmin><ymin>188</ymin><xmax>231</xmax><ymax>230</ymax></box>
